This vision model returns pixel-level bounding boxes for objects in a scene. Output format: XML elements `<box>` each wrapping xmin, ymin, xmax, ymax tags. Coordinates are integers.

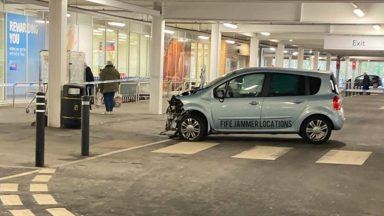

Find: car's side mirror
<box><xmin>215</xmin><ymin>89</ymin><xmax>225</xmax><ymax>102</ymax></box>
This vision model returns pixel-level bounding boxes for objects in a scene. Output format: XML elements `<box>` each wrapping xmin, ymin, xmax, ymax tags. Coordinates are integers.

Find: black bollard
<box><xmin>81</xmin><ymin>95</ymin><xmax>90</xmax><ymax>156</ymax></box>
<box><xmin>35</xmin><ymin>92</ymin><xmax>46</xmax><ymax>167</ymax></box>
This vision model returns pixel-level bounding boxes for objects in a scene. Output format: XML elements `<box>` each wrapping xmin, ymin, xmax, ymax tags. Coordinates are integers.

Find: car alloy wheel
<box><xmin>180</xmin><ymin>118</ymin><xmax>201</xmax><ymax>140</ymax></box>
<box><xmin>305</xmin><ymin>120</ymin><xmax>328</xmax><ymax>142</ymax></box>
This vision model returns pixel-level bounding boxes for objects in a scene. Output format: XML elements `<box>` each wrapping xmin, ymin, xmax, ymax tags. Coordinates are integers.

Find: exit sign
<box><xmin>324</xmin><ymin>35</ymin><xmax>384</xmax><ymax>51</ymax></box>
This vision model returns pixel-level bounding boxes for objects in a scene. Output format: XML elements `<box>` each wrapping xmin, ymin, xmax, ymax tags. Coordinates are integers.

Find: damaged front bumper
<box><xmin>164</xmin><ymin>96</ymin><xmax>184</xmax><ymax>133</ymax></box>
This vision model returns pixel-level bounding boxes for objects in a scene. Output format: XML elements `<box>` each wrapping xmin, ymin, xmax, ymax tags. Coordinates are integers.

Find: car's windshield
<box><xmin>204</xmin><ymin>72</ymin><xmax>234</xmax><ymax>89</ymax></box>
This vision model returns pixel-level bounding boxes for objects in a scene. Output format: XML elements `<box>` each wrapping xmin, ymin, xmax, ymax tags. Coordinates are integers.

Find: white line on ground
<box><xmin>53</xmin><ymin>139</ymin><xmax>171</xmax><ymax>168</ymax></box>
<box><xmin>0</xmin><ymin>164</ymin><xmax>39</xmax><ymax>169</ymax></box>
<box><xmin>380</xmin><ymin>106</ymin><xmax>384</xmax><ymax>110</ymax></box>
<box><xmin>9</xmin><ymin>209</ymin><xmax>36</xmax><ymax>216</ymax></box>
<box><xmin>32</xmin><ymin>175</ymin><xmax>52</xmax><ymax>182</ymax></box>
<box><xmin>0</xmin><ymin>194</ymin><xmax>23</xmax><ymax>205</ymax></box>
<box><xmin>46</xmin><ymin>208</ymin><xmax>76</xmax><ymax>216</ymax></box>
<box><xmin>38</xmin><ymin>168</ymin><xmax>56</xmax><ymax>174</ymax></box>
<box><xmin>33</xmin><ymin>194</ymin><xmax>58</xmax><ymax>205</ymax></box>
<box><xmin>0</xmin><ymin>170</ymin><xmax>39</xmax><ymax>181</ymax></box>
<box><xmin>0</xmin><ymin>183</ymin><xmax>18</xmax><ymax>192</ymax></box>
<box><xmin>30</xmin><ymin>184</ymin><xmax>48</xmax><ymax>192</ymax></box>
<box><xmin>316</xmin><ymin>150</ymin><xmax>372</xmax><ymax>165</ymax></box>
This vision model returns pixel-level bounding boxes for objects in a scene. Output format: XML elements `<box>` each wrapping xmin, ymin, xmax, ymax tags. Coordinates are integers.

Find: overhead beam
<box><xmin>84</xmin><ymin>0</ymin><xmax>160</xmax><ymax>16</ymax></box>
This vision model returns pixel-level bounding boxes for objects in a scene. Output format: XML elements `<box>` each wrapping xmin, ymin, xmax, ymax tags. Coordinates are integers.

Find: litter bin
<box><xmin>61</xmin><ymin>84</ymin><xmax>85</xmax><ymax>129</ymax></box>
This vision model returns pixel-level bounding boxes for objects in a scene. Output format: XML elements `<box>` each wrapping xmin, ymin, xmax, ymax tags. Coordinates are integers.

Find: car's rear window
<box><xmin>330</xmin><ymin>75</ymin><xmax>339</xmax><ymax>94</ymax></box>
<box><xmin>268</xmin><ymin>73</ymin><xmax>306</xmax><ymax>96</ymax></box>
<box><xmin>308</xmin><ymin>77</ymin><xmax>321</xmax><ymax>95</ymax></box>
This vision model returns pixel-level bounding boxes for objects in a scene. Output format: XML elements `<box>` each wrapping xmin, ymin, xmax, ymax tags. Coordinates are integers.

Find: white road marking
<box><xmin>32</xmin><ymin>175</ymin><xmax>52</xmax><ymax>182</ymax></box>
<box><xmin>0</xmin><ymin>195</ymin><xmax>23</xmax><ymax>206</ymax></box>
<box><xmin>38</xmin><ymin>168</ymin><xmax>56</xmax><ymax>174</ymax></box>
<box><xmin>316</xmin><ymin>150</ymin><xmax>372</xmax><ymax>165</ymax></box>
<box><xmin>53</xmin><ymin>139</ymin><xmax>170</xmax><ymax>168</ymax></box>
<box><xmin>232</xmin><ymin>146</ymin><xmax>293</xmax><ymax>160</ymax></box>
<box><xmin>0</xmin><ymin>170</ymin><xmax>39</xmax><ymax>181</ymax></box>
<box><xmin>0</xmin><ymin>183</ymin><xmax>18</xmax><ymax>192</ymax></box>
<box><xmin>47</xmin><ymin>208</ymin><xmax>75</xmax><ymax>216</ymax></box>
<box><xmin>380</xmin><ymin>106</ymin><xmax>384</xmax><ymax>110</ymax></box>
<box><xmin>33</xmin><ymin>194</ymin><xmax>58</xmax><ymax>205</ymax></box>
<box><xmin>9</xmin><ymin>209</ymin><xmax>36</xmax><ymax>216</ymax></box>
<box><xmin>30</xmin><ymin>184</ymin><xmax>48</xmax><ymax>192</ymax></box>
<box><xmin>152</xmin><ymin>142</ymin><xmax>219</xmax><ymax>155</ymax></box>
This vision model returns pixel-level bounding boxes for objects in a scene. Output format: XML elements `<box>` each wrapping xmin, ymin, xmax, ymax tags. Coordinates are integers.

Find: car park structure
<box><xmin>1</xmin><ymin>0</ymin><xmax>384</xmax><ymax>216</ymax></box>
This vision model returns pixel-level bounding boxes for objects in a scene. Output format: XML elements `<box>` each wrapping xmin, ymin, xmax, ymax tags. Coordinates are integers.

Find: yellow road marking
<box><xmin>47</xmin><ymin>208</ymin><xmax>76</xmax><ymax>216</ymax></box>
<box><xmin>152</xmin><ymin>142</ymin><xmax>219</xmax><ymax>155</ymax></box>
<box><xmin>316</xmin><ymin>150</ymin><xmax>372</xmax><ymax>165</ymax></box>
<box><xmin>0</xmin><ymin>183</ymin><xmax>18</xmax><ymax>192</ymax></box>
<box><xmin>9</xmin><ymin>209</ymin><xmax>36</xmax><ymax>216</ymax></box>
<box><xmin>30</xmin><ymin>184</ymin><xmax>48</xmax><ymax>192</ymax></box>
<box><xmin>38</xmin><ymin>168</ymin><xmax>56</xmax><ymax>174</ymax></box>
<box><xmin>33</xmin><ymin>194</ymin><xmax>57</xmax><ymax>205</ymax></box>
<box><xmin>232</xmin><ymin>146</ymin><xmax>293</xmax><ymax>160</ymax></box>
<box><xmin>0</xmin><ymin>195</ymin><xmax>23</xmax><ymax>205</ymax></box>
<box><xmin>32</xmin><ymin>175</ymin><xmax>52</xmax><ymax>182</ymax></box>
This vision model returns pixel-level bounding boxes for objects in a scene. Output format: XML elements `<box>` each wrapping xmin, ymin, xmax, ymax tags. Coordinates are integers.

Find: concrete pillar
<box><xmin>297</xmin><ymin>47</ymin><xmax>304</xmax><ymax>69</ymax></box>
<box><xmin>326</xmin><ymin>53</ymin><xmax>332</xmax><ymax>71</ymax></box>
<box><xmin>313</xmin><ymin>51</ymin><xmax>320</xmax><ymax>71</ymax></box>
<box><xmin>275</xmin><ymin>42</ymin><xmax>285</xmax><ymax>67</ymax></box>
<box><xmin>149</xmin><ymin>15</ymin><xmax>165</xmax><ymax>114</ymax></box>
<box><xmin>48</xmin><ymin>0</ymin><xmax>67</xmax><ymax>127</ymax></box>
<box><xmin>344</xmin><ymin>57</ymin><xmax>350</xmax><ymax>83</ymax></box>
<box><xmin>249</xmin><ymin>35</ymin><xmax>259</xmax><ymax>67</ymax></box>
<box><xmin>209</xmin><ymin>23</ymin><xmax>221</xmax><ymax>82</ymax></box>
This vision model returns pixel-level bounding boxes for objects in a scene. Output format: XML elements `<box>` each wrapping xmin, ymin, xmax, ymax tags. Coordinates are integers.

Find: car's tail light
<box><xmin>333</xmin><ymin>95</ymin><xmax>342</xmax><ymax>111</ymax></box>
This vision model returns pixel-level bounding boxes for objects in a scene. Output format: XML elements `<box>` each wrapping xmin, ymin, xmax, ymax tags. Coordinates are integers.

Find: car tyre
<box><xmin>178</xmin><ymin>114</ymin><xmax>207</xmax><ymax>141</ymax></box>
<box><xmin>300</xmin><ymin>116</ymin><xmax>332</xmax><ymax>145</ymax></box>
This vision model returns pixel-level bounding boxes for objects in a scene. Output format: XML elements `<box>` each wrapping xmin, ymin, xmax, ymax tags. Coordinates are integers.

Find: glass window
<box><xmin>225</xmin><ymin>73</ymin><xmax>265</xmax><ymax>98</ymax></box>
<box><xmin>117</xmin><ymin>31</ymin><xmax>128</xmax><ymax>77</ymax></box>
<box><xmin>0</xmin><ymin>14</ymin><xmax>4</xmax><ymax>102</ymax></box>
<box><xmin>309</xmin><ymin>76</ymin><xmax>321</xmax><ymax>95</ymax></box>
<box><xmin>140</xmin><ymin>34</ymin><xmax>149</xmax><ymax>77</ymax></box>
<box><xmin>129</xmin><ymin>33</ymin><xmax>139</xmax><ymax>77</ymax></box>
<box><xmin>92</xmin><ymin>27</ymin><xmax>105</xmax><ymax>76</ymax></box>
<box><xmin>106</xmin><ymin>28</ymin><xmax>117</xmax><ymax>66</ymax></box>
<box><xmin>269</xmin><ymin>73</ymin><xmax>306</xmax><ymax>97</ymax></box>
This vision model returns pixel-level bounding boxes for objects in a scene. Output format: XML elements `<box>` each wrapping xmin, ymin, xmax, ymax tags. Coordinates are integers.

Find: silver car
<box><xmin>165</xmin><ymin>67</ymin><xmax>345</xmax><ymax>144</ymax></box>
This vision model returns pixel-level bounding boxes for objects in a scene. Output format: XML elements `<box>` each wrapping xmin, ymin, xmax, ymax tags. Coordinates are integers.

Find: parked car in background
<box><xmin>354</xmin><ymin>75</ymin><xmax>382</xmax><ymax>88</ymax></box>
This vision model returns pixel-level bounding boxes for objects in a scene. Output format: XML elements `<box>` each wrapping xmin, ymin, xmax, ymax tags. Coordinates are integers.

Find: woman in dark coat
<box><xmin>362</xmin><ymin>73</ymin><xmax>370</xmax><ymax>94</ymax></box>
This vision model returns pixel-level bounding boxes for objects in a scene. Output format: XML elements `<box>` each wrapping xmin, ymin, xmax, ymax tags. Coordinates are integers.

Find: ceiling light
<box><xmin>292</xmin><ymin>51</ymin><xmax>299</xmax><ymax>56</ymax></box>
<box><xmin>223</xmin><ymin>23</ymin><xmax>238</xmax><ymax>29</ymax></box>
<box><xmin>198</xmin><ymin>35</ymin><xmax>209</xmax><ymax>40</ymax></box>
<box><xmin>373</xmin><ymin>25</ymin><xmax>381</xmax><ymax>31</ymax></box>
<box><xmin>145</xmin><ymin>34</ymin><xmax>151</xmax><ymax>38</ymax></box>
<box><xmin>225</xmin><ymin>40</ymin><xmax>235</xmax><ymax>44</ymax></box>
<box><xmin>289</xmin><ymin>39</ymin><xmax>293</xmax><ymax>42</ymax></box>
<box><xmin>35</xmin><ymin>20</ymin><xmax>45</xmax><ymax>24</ymax></box>
<box><xmin>178</xmin><ymin>38</ymin><xmax>188</xmax><ymax>42</ymax></box>
<box><xmin>269</xmin><ymin>47</ymin><xmax>276</xmax><ymax>51</ymax></box>
<box><xmin>308</xmin><ymin>50</ymin><xmax>313</xmax><ymax>54</ymax></box>
<box><xmin>269</xmin><ymin>39</ymin><xmax>279</xmax><ymax>42</ymax></box>
<box><xmin>260</xmin><ymin>32</ymin><xmax>271</xmax><ymax>36</ymax></box>
<box><xmin>353</xmin><ymin>8</ymin><xmax>365</xmax><ymax>17</ymax></box>
<box><xmin>108</xmin><ymin>22</ymin><xmax>126</xmax><ymax>27</ymax></box>
<box><xmin>284</xmin><ymin>50</ymin><xmax>288</xmax><ymax>54</ymax></box>
<box><xmin>66</xmin><ymin>13</ymin><xmax>71</xmax><ymax>18</ymax></box>
<box><xmin>292</xmin><ymin>44</ymin><xmax>298</xmax><ymax>47</ymax></box>
<box><xmin>164</xmin><ymin>29</ymin><xmax>175</xmax><ymax>34</ymax></box>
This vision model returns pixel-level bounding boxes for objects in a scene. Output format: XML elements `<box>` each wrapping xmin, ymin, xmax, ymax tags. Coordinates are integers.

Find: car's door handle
<box><xmin>293</xmin><ymin>101</ymin><xmax>304</xmax><ymax>104</ymax></box>
<box><xmin>249</xmin><ymin>101</ymin><xmax>259</xmax><ymax>105</ymax></box>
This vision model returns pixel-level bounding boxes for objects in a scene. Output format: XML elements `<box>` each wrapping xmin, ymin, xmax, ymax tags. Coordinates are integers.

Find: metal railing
<box><xmin>342</xmin><ymin>82</ymin><xmax>384</xmax><ymax>97</ymax></box>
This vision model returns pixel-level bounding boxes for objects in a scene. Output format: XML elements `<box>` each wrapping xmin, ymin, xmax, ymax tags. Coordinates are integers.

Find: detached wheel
<box><xmin>300</xmin><ymin>116</ymin><xmax>332</xmax><ymax>144</ymax></box>
<box><xmin>178</xmin><ymin>114</ymin><xmax>207</xmax><ymax>141</ymax></box>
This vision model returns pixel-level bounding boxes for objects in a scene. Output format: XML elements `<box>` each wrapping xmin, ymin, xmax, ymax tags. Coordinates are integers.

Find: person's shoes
<box><xmin>108</xmin><ymin>111</ymin><xmax>112</xmax><ymax>115</ymax></box>
<box><xmin>103</xmin><ymin>112</ymin><xmax>108</xmax><ymax>115</ymax></box>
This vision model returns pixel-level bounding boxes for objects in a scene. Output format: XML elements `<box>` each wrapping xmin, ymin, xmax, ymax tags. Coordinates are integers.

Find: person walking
<box><xmin>362</xmin><ymin>73</ymin><xmax>370</xmax><ymax>95</ymax></box>
<box><xmin>85</xmin><ymin>64</ymin><xmax>95</xmax><ymax>109</ymax></box>
<box><xmin>98</xmin><ymin>61</ymin><xmax>120</xmax><ymax>114</ymax></box>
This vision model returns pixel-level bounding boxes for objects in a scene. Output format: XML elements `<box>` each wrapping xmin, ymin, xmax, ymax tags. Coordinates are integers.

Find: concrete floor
<box><xmin>0</xmin><ymin>95</ymin><xmax>384</xmax><ymax>216</ymax></box>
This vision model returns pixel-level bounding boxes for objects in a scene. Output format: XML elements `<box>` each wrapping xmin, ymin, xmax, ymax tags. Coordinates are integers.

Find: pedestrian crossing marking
<box><xmin>9</xmin><ymin>209</ymin><xmax>36</xmax><ymax>216</ymax></box>
<box><xmin>232</xmin><ymin>146</ymin><xmax>293</xmax><ymax>160</ymax></box>
<box><xmin>316</xmin><ymin>150</ymin><xmax>372</xmax><ymax>165</ymax></box>
<box><xmin>33</xmin><ymin>194</ymin><xmax>57</xmax><ymax>205</ymax></box>
<box><xmin>152</xmin><ymin>142</ymin><xmax>219</xmax><ymax>155</ymax></box>
<box><xmin>38</xmin><ymin>168</ymin><xmax>56</xmax><ymax>174</ymax></box>
<box><xmin>0</xmin><ymin>195</ymin><xmax>23</xmax><ymax>205</ymax></box>
<box><xmin>0</xmin><ymin>183</ymin><xmax>18</xmax><ymax>192</ymax></box>
<box><xmin>30</xmin><ymin>184</ymin><xmax>48</xmax><ymax>192</ymax></box>
<box><xmin>380</xmin><ymin>106</ymin><xmax>384</xmax><ymax>110</ymax></box>
<box><xmin>32</xmin><ymin>175</ymin><xmax>52</xmax><ymax>182</ymax></box>
<box><xmin>46</xmin><ymin>208</ymin><xmax>75</xmax><ymax>216</ymax></box>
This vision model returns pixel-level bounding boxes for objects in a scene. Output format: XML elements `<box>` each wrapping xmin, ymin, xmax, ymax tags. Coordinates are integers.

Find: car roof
<box><xmin>228</xmin><ymin>67</ymin><xmax>332</xmax><ymax>77</ymax></box>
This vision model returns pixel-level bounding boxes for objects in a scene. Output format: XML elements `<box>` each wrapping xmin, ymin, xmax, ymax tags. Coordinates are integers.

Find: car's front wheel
<box><xmin>300</xmin><ymin>116</ymin><xmax>332</xmax><ymax>144</ymax></box>
<box><xmin>178</xmin><ymin>114</ymin><xmax>207</xmax><ymax>141</ymax></box>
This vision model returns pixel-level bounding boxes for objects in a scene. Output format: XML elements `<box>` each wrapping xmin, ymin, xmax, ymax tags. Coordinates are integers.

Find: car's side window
<box><xmin>268</xmin><ymin>73</ymin><xmax>306</xmax><ymax>97</ymax></box>
<box><xmin>225</xmin><ymin>74</ymin><xmax>265</xmax><ymax>98</ymax></box>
